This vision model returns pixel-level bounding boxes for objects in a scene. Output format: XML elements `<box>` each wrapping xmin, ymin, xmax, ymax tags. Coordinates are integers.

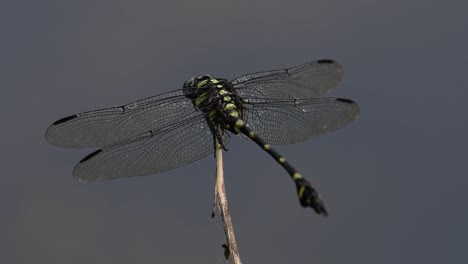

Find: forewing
<box><xmin>45</xmin><ymin>89</ymin><xmax>200</xmax><ymax>148</ymax></box>
<box><xmin>73</xmin><ymin>115</ymin><xmax>226</xmax><ymax>181</ymax></box>
<box><xmin>243</xmin><ymin>97</ymin><xmax>359</xmax><ymax>145</ymax></box>
<box><xmin>231</xmin><ymin>60</ymin><xmax>343</xmax><ymax>99</ymax></box>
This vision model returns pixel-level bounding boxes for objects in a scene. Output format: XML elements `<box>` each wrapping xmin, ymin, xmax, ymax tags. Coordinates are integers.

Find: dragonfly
<box><xmin>45</xmin><ymin>59</ymin><xmax>359</xmax><ymax>216</ymax></box>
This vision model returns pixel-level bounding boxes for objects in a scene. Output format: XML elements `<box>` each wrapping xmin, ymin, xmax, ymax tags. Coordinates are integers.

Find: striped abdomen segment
<box><xmin>231</xmin><ymin>118</ymin><xmax>328</xmax><ymax>216</ymax></box>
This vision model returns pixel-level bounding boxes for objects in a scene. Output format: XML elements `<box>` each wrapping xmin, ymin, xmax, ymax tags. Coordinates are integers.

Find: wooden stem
<box><xmin>214</xmin><ymin>142</ymin><xmax>242</xmax><ymax>264</ymax></box>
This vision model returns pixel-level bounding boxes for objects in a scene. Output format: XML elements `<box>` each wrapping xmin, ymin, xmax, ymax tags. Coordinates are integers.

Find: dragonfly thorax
<box><xmin>183</xmin><ymin>75</ymin><xmax>245</xmax><ymax>134</ymax></box>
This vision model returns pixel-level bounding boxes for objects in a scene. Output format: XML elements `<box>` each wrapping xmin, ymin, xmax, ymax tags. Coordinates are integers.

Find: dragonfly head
<box><xmin>183</xmin><ymin>75</ymin><xmax>215</xmax><ymax>100</ymax></box>
<box><xmin>183</xmin><ymin>75</ymin><xmax>214</xmax><ymax>89</ymax></box>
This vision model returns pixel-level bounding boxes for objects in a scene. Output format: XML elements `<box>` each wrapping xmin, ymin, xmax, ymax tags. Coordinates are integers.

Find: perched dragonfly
<box><xmin>45</xmin><ymin>59</ymin><xmax>359</xmax><ymax>216</ymax></box>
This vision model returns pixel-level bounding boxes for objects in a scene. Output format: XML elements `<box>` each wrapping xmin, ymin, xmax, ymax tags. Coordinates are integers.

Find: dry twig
<box><xmin>213</xmin><ymin>142</ymin><xmax>242</xmax><ymax>264</ymax></box>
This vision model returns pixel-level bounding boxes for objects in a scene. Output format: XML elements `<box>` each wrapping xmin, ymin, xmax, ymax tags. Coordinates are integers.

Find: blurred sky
<box><xmin>2</xmin><ymin>0</ymin><xmax>467</xmax><ymax>263</ymax></box>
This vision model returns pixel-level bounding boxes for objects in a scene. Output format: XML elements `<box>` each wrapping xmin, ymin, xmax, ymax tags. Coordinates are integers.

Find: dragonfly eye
<box><xmin>183</xmin><ymin>75</ymin><xmax>213</xmax><ymax>99</ymax></box>
<box><xmin>184</xmin><ymin>75</ymin><xmax>214</xmax><ymax>88</ymax></box>
<box><xmin>197</xmin><ymin>75</ymin><xmax>214</xmax><ymax>81</ymax></box>
<box><xmin>183</xmin><ymin>77</ymin><xmax>196</xmax><ymax>88</ymax></box>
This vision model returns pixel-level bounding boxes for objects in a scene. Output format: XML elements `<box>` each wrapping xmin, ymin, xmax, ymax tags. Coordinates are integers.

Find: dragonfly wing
<box><xmin>45</xmin><ymin>89</ymin><xmax>200</xmax><ymax>148</ymax></box>
<box><xmin>231</xmin><ymin>60</ymin><xmax>343</xmax><ymax>99</ymax></box>
<box><xmin>243</xmin><ymin>97</ymin><xmax>359</xmax><ymax>145</ymax></box>
<box><xmin>73</xmin><ymin>114</ymin><xmax>228</xmax><ymax>181</ymax></box>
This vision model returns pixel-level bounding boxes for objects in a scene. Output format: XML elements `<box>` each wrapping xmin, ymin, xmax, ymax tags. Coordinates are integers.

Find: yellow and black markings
<box><xmin>233</xmin><ymin>119</ymin><xmax>245</xmax><ymax>133</ymax></box>
<box><xmin>224</xmin><ymin>103</ymin><xmax>236</xmax><ymax>110</ymax></box>
<box><xmin>208</xmin><ymin>110</ymin><xmax>217</xmax><ymax>119</ymax></box>
<box><xmin>194</xmin><ymin>92</ymin><xmax>208</xmax><ymax>107</ymax></box>
<box><xmin>292</xmin><ymin>172</ymin><xmax>302</xmax><ymax>180</ymax></box>
<box><xmin>234</xmin><ymin>119</ymin><xmax>244</xmax><ymax>129</ymax></box>
<box><xmin>196</xmin><ymin>79</ymin><xmax>208</xmax><ymax>88</ymax></box>
<box><xmin>298</xmin><ymin>185</ymin><xmax>306</xmax><ymax>198</ymax></box>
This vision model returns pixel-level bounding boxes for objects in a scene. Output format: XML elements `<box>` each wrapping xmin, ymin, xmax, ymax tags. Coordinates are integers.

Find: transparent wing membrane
<box><xmin>231</xmin><ymin>60</ymin><xmax>343</xmax><ymax>99</ymax></box>
<box><xmin>243</xmin><ymin>97</ymin><xmax>359</xmax><ymax>145</ymax></box>
<box><xmin>73</xmin><ymin>114</ymin><xmax>226</xmax><ymax>181</ymax></box>
<box><xmin>45</xmin><ymin>89</ymin><xmax>201</xmax><ymax>148</ymax></box>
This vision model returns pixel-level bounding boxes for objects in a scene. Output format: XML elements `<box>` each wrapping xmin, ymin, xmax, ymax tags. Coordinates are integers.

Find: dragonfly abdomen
<box><xmin>229</xmin><ymin>116</ymin><xmax>328</xmax><ymax>216</ymax></box>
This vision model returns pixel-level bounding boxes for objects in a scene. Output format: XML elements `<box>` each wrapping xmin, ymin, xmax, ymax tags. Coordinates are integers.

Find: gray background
<box><xmin>2</xmin><ymin>0</ymin><xmax>467</xmax><ymax>263</ymax></box>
